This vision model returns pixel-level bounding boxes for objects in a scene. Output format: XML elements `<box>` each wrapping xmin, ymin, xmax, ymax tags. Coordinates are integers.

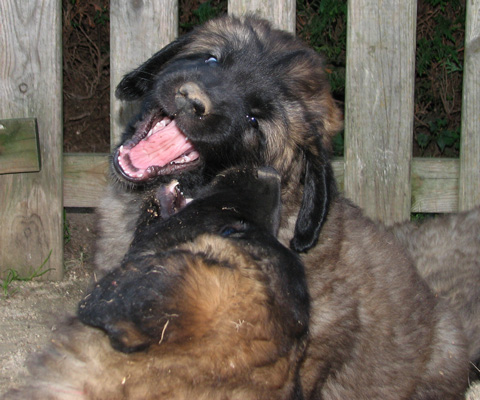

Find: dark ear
<box><xmin>290</xmin><ymin>138</ymin><xmax>337</xmax><ymax>253</ymax></box>
<box><xmin>115</xmin><ymin>34</ymin><xmax>192</xmax><ymax>101</ymax></box>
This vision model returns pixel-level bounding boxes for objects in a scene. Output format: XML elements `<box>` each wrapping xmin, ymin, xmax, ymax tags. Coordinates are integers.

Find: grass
<box><xmin>1</xmin><ymin>250</ymin><xmax>53</xmax><ymax>298</ymax></box>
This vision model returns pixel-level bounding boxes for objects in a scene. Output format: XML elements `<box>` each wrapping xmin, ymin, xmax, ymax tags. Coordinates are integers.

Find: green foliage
<box><xmin>1</xmin><ymin>251</ymin><xmax>53</xmax><ymax>298</ymax></box>
<box><xmin>416</xmin><ymin>119</ymin><xmax>460</xmax><ymax>155</ymax></box>
<box><xmin>416</xmin><ymin>14</ymin><xmax>464</xmax><ymax>77</ymax></box>
<box><xmin>410</xmin><ymin>212</ymin><xmax>436</xmax><ymax>222</ymax></box>
<box><xmin>93</xmin><ymin>5</ymin><xmax>109</xmax><ymax>26</ymax></box>
<box><xmin>332</xmin><ymin>132</ymin><xmax>344</xmax><ymax>157</ymax></box>
<box><xmin>297</xmin><ymin>0</ymin><xmax>347</xmax><ymax>96</ymax></box>
<box><xmin>424</xmin><ymin>0</ymin><xmax>461</xmax><ymax>11</ymax></box>
<box><xmin>193</xmin><ymin>1</ymin><xmax>221</xmax><ymax>24</ymax></box>
<box><xmin>297</xmin><ymin>0</ymin><xmax>347</xmax><ymax>156</ymax></box>
<box><xmin>180</xmin><ymin>0</ymin><xmax>226</xmax><ymax>31</ymax></box>
<box><xmin>66</xmin><ymin>1</ymin><xmax>110</xmax><ymax>29</ymax></box>
<box><xmin>414</xmin><ymin>0</ymin><xmax>465</xmax><ymax>157</ymax></box>
<box><xmin>64</xmin><ymin>209</ymin><xmax>71</xmax><ymax>245</ymax></box>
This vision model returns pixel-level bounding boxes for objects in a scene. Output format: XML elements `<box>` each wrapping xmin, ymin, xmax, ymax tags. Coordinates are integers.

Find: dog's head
<box><xmin>114</xmin><ymin>15</ymin><xmax>342</xmax><ymax>252</ymax></box>
<box><xmin>79</xmin><ymin>167</ymin><xmax>309</xmax><ymax>361</ymax></box>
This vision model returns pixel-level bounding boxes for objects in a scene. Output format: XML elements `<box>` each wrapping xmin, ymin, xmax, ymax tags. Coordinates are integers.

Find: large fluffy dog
<box><xmin>4</xmin><ymin>167</ymin><xmax>309</xmax><ymax>400</ymax></box>
<box><xmin>95</xmin><ymin>15</ymin><xmax>470</xmax><ymax>398</ymax></box>
<box><xmin>390</xmin><ymin>207</ymin><xmax>480</xmax><ymax>380</ymax></box>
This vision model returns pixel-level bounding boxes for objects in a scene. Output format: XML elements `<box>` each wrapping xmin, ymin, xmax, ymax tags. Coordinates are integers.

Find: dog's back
<box><xmin>391</xmin><ymin>207</ymin><xmax>480</xmax><ymax>379</ymax></box>
<box><xmin>299</xmin><ymin>198</ymin><xmax>469</xmax><ymax>399</ymax></box>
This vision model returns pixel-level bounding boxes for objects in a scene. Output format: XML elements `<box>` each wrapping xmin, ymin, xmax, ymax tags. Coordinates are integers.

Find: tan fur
<box><xmin>94</xmin><ymin>186</ymin><xmax>142</xmax><ymax>275</ymax></box>
<box><xmin>3</xmin><ymin>236</ymin><xmax>305</xmax><ymax>400</ymax></box>
<box><xmin>92</xmin><ymin>16</ymin><xmax>470</xmax><ymax>398</ymax></box>
<box><xmin>390</xmin><ymin>207</ymin><xmax>480</xmax><ymax>372</ymax></box>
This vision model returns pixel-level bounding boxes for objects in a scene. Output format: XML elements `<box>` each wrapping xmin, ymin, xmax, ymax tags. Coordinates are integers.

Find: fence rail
<box><xmin>63</xmin><ymin>156</ymin><xmax>462</xmax><ymax>215</ymax></box>
<box><xmin>1</xmin><ymin>0</ymin><xmax>479</xmax><ymax>278</ymax></box>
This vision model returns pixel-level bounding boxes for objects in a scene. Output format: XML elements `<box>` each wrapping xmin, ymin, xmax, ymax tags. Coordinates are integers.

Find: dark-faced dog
<box><xmin>3</xmin><ymin>167</ymin><xmax>309</xmax><ymax>400</ymax></box>
<box><xmin>94</xmin><ymin>15</ymin><xmax>470</xmax><ymax>398</ymax></box>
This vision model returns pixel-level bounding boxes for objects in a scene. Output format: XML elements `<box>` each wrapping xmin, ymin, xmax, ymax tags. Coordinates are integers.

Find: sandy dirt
<box><xmin>0</xmin><ymin>212</ymin><xmax>479</xmax><ymax>398</ymax></box>
<box><xmin>0</xmin><ymin>211</ymin><xmax>94</xmax><ymax>394</ymax></box>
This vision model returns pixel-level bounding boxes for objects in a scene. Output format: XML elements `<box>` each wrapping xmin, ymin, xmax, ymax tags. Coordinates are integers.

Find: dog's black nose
<box><xmin>175</xmin><ymin>82</ymin><xmax>211</xmax><ymax>116</ymax></box>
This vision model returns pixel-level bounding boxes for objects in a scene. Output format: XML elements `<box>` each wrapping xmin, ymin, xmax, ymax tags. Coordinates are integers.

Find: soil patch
<box><xmin>0</xmin><ymin>211</ymin><xmax>96</xmax><ymax>393</ymax></box>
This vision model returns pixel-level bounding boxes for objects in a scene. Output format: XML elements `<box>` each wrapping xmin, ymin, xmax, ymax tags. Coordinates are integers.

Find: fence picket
<box><xmin>344</xmin><ymin>0</ymin><xmax>417</xmax><ymax>224</ymax></box>
<box><xmin>459</xmin><ymin>0</ymin><xmax>480</xmax><ymax>211</ymax></box>
<box><xmin>110</xmin><ymin>0</ymin><xmax>178</xmax><ymax>148</ymax></box>
<box><xmin>228</xmin><ymin>0</ymin><xmax>295</xmax><ymax>32</ymax></box>
<box><xmin>0</xmin><ymin>1</ymin><xmax>63</xmax><ymax>279</ymax></box>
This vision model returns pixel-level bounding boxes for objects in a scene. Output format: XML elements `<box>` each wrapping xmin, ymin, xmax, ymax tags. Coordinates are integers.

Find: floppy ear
<box><xmin>115</xmin><ymin>34</ymin><xmax>192</xmax><ymax>101</ymax></box>
<box><xmin>290</xmin><ymin>138</ymin><xmax>337</xmax><ymax>253</ymax></box>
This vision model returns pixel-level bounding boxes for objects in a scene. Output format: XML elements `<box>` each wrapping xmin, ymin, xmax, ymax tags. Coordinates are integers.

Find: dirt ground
<box><xmin>0</xmin><ymin>212</ymin><xmax>95</xmax><ymax>394</ymax></box>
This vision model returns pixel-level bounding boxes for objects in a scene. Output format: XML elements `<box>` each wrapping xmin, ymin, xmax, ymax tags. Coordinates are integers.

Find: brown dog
<box><xmin>94</xmin><ymin>15</ymin><xmax>470</xmax><ymax>398</ymax></box>
<box><xmin>3</xmin><ymin>167</ymin><xmax>309</xmax><ymax>400</ymax></box>
<box><xmin>390</xmin><ymin>207</ymin><xmax>480</xmax><ymax>380</ymax></box>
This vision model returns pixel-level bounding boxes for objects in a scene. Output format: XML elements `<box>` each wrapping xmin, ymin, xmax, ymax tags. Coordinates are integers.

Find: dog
<box><xmin>390</xmin><ymin>207</ymin><xmax>480</xmax><ymax>380</ymax></box>
<box><xmin>3</xmin><ymin>167</ymin><xmax>310</xmax><ymax>400</ymax></box>
<box><xmin>94</xmin><ymin>15</ymin><xmax>470</xmax><ymax>398</ymax></box>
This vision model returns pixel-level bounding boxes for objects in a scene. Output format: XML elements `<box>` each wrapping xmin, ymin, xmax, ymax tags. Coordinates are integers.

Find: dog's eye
<box><xmin>205</xmin><ymin>56</ymin><xmax>219</xmax><ymax>65</ymax></box>
<box><xmin>246</xmin><ymin>115</ymin><xmax>259</xmax><ymax>129</ymax></box>
<box><xmin>219</xmin><ymin>222</ymin><xmax>247</xmax><ymax>237</ymax></box>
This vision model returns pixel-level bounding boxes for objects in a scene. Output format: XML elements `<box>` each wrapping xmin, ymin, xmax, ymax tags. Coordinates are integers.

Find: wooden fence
<box><xmin>1</xmin><ymin>0</ymin><xmax>479</xmax><ymax>279</ymax></box>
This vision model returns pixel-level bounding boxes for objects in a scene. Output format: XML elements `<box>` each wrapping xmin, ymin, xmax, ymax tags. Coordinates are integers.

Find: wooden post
<box><xmin>110</xmin><ymin>0</ymin><xmax>178</xmax><ymax>148</ymax></box>
<box><xmin>344</xmin><ymin>0</ymin><xmax>417</xmax><ymax>224</ymax></box>
<box><xmin>459</xmin><ymin>0</ymin><xmax>480</xmax><ymax>211</ymax></box>
<box><xmin>228</xmin><ymin>0</ymin><xmax>296</xmax><ymax>33</ymax></box>
<box><xmin>0</xmin><ymin>1</ymin><xmax>63</xmax><ymax>279</ymax></box>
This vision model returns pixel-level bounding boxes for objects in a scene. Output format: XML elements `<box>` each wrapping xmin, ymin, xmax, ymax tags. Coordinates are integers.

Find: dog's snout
<box><xmin>175</xmin><ymin>82</ymin><xmax>212</xmax><ymax>116</ymax></box>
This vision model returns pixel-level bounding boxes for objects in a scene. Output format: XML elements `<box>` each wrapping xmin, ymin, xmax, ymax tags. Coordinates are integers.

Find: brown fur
<box><xmin>92</xmin><ymin>15</ymin><xmax>470</xmax><ymax>398</ymax></box>
<box><xmin>3</xmin><ymin>237</ymin><xmax>307</xmax><ymax>400</ymax></box>
<box><xmin>390</xmin><ymin>207</ymin><xmax>480</xmax><ymax>378</ymax></box>
<box><xmin>298</xmin><ymin>199</ymin><xmax>469</xmax><ymax>398</ymax></box>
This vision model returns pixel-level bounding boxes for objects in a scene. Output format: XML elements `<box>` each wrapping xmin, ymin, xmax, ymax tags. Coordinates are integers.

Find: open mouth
<box><xmin>114</xmin><ymin>113</ymin><xmax>201</xmax><ymax>183</ymax></box>
<box><xmin>157</xmin><ymin>180</ymin><xmax>192</xmax><ymax>219</ymax></box>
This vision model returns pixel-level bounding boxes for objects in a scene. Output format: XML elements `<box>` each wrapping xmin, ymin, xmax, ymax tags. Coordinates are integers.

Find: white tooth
<box><xmin>119</xmin><ymin>145</ymin><xmax>124</xmax><ymax>153</ymax></box>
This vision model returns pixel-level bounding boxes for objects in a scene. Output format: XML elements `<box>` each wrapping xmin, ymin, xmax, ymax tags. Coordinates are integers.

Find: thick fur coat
<box><xmin>91</xmin><ymin>15</ymin><xmax>470</xmax><ymax>398</ymax></box>
<box><xmin>3</xmin><ymin>168</ymin><xmax>309</xmax><ymax>400</ymax></box>
<box><xmin>390</xmin><ymin>207</ymin><xmax>480</xmax><ymax>379</ymax></box>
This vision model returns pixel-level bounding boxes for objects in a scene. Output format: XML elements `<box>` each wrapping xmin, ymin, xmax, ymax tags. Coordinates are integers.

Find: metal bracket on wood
<box><xmin>0</xmin><ymin>118</ymin><xmax>40</xmax><ymax>175</ymax></box>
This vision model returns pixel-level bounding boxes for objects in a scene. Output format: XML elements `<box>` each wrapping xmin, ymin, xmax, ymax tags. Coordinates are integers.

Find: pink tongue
<box><xmin>129</xmin><ymin>120</ymin><xmax>193</xmax><ymax>169</ymax></box>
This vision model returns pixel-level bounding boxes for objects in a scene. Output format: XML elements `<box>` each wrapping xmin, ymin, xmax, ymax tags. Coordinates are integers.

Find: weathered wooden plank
<box><xmin>228</xmin><ymin>0</ymin><xmax>296</xmax><ymax>32</ymax></box>
<box><xmin>0</xmin><ymin>1</ymin><xmax>63</xmax><ymax>279</ymax></box>
<box><xmin>110</xmin><ymin>0</ymin><xmax>178</xmax><ymax>148</ymax></box>
<box><xmin>63</xmin><ymin>153</ymin><xmax>109</xmax><ymax>208</ymax></box>
<box><xmin>344</xmin><ymin>0</ymin><xmax>417</xmax><ymax>224</ymax></box>
<box><xmin>410</xmin><ymin>158</ymin><xmax>459</xmax><ymax>213</ymax></box>
<box><xmin>0</xmin><ymin>118</ymin><xmax>40</xmax><ymax>174</ymax></box>
<box><xmin>62</xmin><ymin>155</ymin><xmax>460</xmax><ymax>214</ymax></box>
<box><xmin>459</xmin><ymin>0</ymin><xmax>480</xmax><ymax>211</ymax></box>
<box><xmin>335</xmin><ymin>158</ymin><xmax>459</xmax><ymax>214</ymax></box>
